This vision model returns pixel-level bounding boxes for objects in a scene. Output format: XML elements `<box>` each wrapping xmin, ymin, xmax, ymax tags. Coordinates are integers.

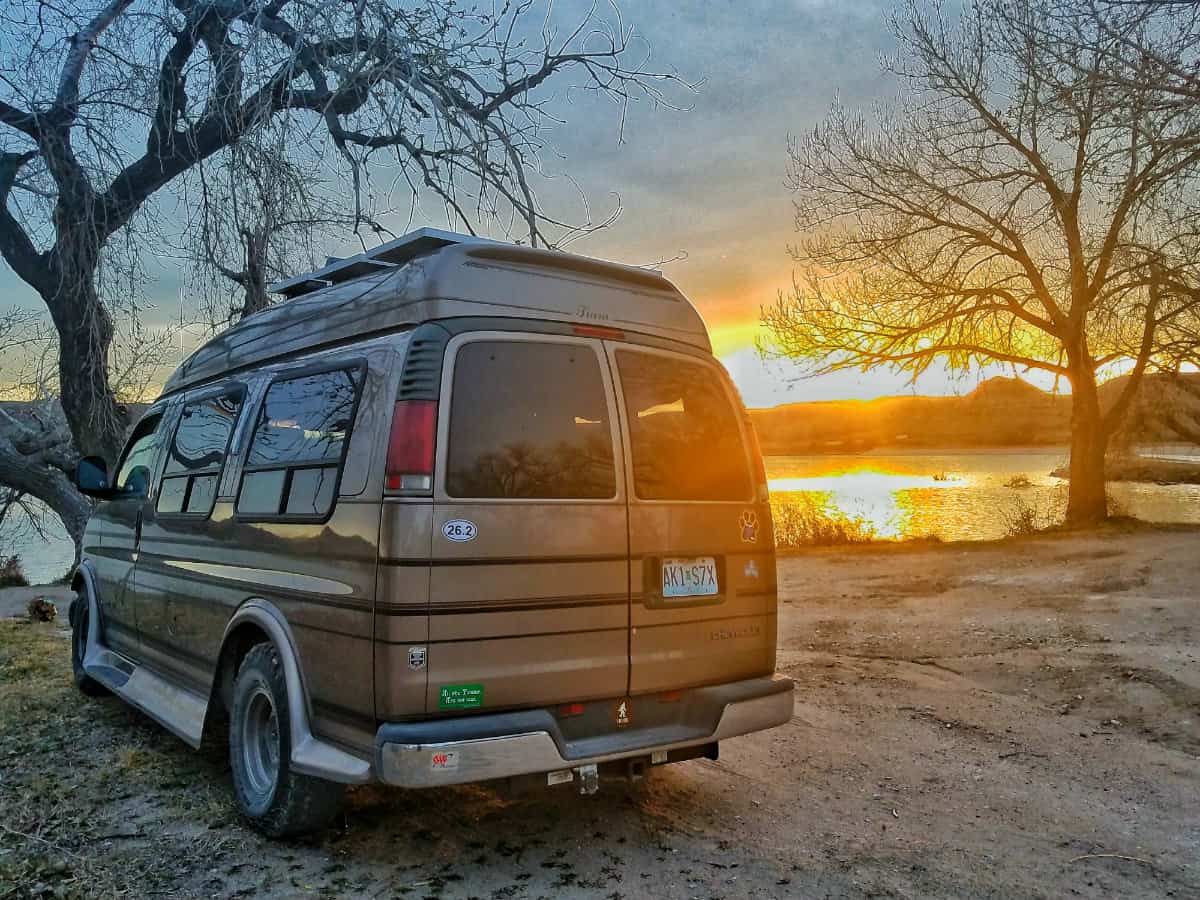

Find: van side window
<box><xmin>446</xmin><ymin>341</ymin><xmax>616</xmax><ymax>499</ymax></box>
<box><xmin>236</xmin><ymin>366</ymin><xmax>363</xmax><ymax>519</ymax></box>
<box><xmin>616</xmin><ymin>350</ymin><xmax>753</xmax><ymax>501</ymax></box>
<box><xmin>158</xmin><ymin>390</ymin><xmax>244</xmax><ymax>516</ymax></box>
<box><xmin>115</xmin><ymin>414</ymin><xmax>163</xmax><ymax>499</ymax></box>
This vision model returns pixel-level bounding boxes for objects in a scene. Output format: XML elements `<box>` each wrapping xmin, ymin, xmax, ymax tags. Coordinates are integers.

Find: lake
<box><xmin>767</xmin><ymin>445</ymin><xmax>1200</xmax><ymax>541</ymax></box>
<box><xmin>3</xmin><ymin>446</ymin><xmax>1199</xmax><ymax>584</ymax></box>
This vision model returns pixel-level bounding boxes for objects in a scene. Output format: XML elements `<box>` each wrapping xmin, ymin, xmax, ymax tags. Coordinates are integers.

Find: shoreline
<box><xmin>1050</xmin><ymin>456</ymin><xmax>1200</xmax><ymax>485</ymax></box>
<box><xmin>771</xmin><ymin>518</ymin><xmax>1200</xmax><ymax>557</ymax></box>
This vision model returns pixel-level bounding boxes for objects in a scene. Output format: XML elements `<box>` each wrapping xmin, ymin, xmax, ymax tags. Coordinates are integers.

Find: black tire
<box><xmin>70</xmin><ymin>593</ymin><xmax>109</xmax><ymax>697</ymax></box>
<box><xmin>229</xmin><ymin>643</ymin><xmax>344</xmax><ymax>837</ymax></box>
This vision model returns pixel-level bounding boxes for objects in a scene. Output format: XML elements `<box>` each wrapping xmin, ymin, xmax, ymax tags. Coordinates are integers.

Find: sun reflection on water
<box><xmin>764</xmin><ymin>451</ymin><xmax>1068</xmax><ymax>542</ymax></box>
<box><xmin>768</xmin><ymin>464</ymin><xmax>971</xmax><ymax>539</ymax></box>
<box><xmin>766</xmin><ymin>448</ymin><xmax>1200</xmax><ymax>542</ymax></box>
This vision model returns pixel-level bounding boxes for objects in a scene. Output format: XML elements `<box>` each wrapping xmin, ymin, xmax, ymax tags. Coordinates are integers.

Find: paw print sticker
<box><xmin>739</xmin><ymin>510</ymin><xmax>759</xmax><ymax>543</ymax></box>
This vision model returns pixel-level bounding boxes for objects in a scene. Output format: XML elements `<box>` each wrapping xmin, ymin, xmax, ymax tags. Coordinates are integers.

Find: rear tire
<box><xmin>70</xmin><ymin>593</ymin><xmax>108</xmax><ymax>697</ymax></box>
<box><xmin>229</xmin><ymin>643</ymin><xmax>344</xmax><ymax>837</ymax></box>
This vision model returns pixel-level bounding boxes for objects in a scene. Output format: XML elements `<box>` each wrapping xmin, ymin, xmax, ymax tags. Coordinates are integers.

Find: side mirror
<box><xmin>75</xmin><ymin>456</ymin><xmax>114</xmax><ymax>497</ymax></box>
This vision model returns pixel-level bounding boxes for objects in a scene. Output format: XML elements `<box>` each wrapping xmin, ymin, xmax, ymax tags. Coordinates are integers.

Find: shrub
<box><xmin>0</xmin><ymin>555</ymin><xmax>29</xmax><ymax>588</ymax></box>
<box><xmin>1004</xmin><ymin>474</ymin><xmax>1033</xmax><ymax>489</ymax></box>
<box><xmin>770</xmin><ymin>494</ymin><xmax>877</xmax><ymax>548</ymax></box>
<box><xmin>27</xmin><ymin>596</ymin><xmax>57</xmax><ymax>622</ymax></box>
<box><xmin>999</xmin><ymin>494</ymin><xmax>1063</xmax><ymax>537</ymax></box>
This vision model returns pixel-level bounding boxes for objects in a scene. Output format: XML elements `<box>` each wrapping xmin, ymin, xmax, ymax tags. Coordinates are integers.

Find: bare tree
<box><xmin>0</xmin><ymin>309</ymin><xmax>182</xmax><ymax>557</ymax></box>
<box><xmin>764</xmin><ymin>0</ymin><xmax>1200</xmax><ymax>525</ymax></box>
<box><xmin>0</xmin><ymin>0</ymin><xmax>686</xmax><ymax>542</ymax></box>
<box><xmin>184</xmin><ymin>130</ymin><xmax>390</xmax><ymax>325</ymax></box>
<box><xmin>0</xmin><ymin>311</ymin><xmax>87</xmax><ymax>555</ymax></box>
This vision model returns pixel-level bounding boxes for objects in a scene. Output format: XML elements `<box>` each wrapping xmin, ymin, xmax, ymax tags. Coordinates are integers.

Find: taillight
<box><xmin>385</xmin><ymin>400</ymin><xmax>436</xmax><ymax>492</ymax></box>
<box><xmin>571</xmin><ymin>324</ymin><xmax>625</xmax><ymax>340</ymax></box>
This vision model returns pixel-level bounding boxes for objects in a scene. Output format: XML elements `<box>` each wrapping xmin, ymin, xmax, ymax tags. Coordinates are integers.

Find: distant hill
<box><xmin>748</xmin><ymin>374</ymin><xmax>1200</xmax><ymax>454</ymax></box>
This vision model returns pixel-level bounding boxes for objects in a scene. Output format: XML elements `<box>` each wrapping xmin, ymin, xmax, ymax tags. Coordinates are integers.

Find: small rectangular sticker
<box><xmin>438</xmin><ymin>683</ymin><xmax>484</xmax><ymax>710</ymax></box>
<box><xmin>431</xmin><ymin>750</ymin><xmax>459</xmax><ymax>771</ymax></box>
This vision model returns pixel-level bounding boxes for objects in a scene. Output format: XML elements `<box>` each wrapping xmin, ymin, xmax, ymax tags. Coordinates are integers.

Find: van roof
<box><xmin>162</xmin><ymin>229</ymin><xmax>712</xmax><ymax>396</ymax></box>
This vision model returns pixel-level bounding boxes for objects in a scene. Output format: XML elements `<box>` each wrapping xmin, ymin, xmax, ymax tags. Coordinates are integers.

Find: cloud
<box><xmin>0</xmin><ymin>0</ymin><xmax>907</xmax><ymax>404</ymax></box>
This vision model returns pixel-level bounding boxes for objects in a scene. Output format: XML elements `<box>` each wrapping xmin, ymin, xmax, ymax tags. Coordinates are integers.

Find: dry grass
<box><xmin>770</xmin><ymin>494</ymin><xmax>878</xmax><ymax>548</ymax></box>
<box><xmin>0</xmin><ymin>620</ymin><xmax>243</xmax><ymax>899</ymax></box>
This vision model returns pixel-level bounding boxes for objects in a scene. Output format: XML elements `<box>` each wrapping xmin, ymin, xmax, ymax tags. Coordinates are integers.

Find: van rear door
<box><xmin>427</xmin><ymin>333</ymin><xmax>630</xmax><ymax>713</ymax></box>
<box><xmin>607</xmin><ymin>345</ymin><xmax>777</xmax><ymax>695</ymax></box>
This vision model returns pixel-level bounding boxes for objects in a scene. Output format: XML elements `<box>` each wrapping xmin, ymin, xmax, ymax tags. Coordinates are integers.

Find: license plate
<box><xmin>661</xmin><ymin>557</ymin><xmax>719</xmax><ymax>598</ymax></box>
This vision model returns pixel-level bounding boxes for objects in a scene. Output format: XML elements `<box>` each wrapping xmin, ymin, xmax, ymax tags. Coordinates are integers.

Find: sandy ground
<box><xmin>1</xmin><ymin>525</ymin><xmax>1197</xmax><ymax>899</ymax></box>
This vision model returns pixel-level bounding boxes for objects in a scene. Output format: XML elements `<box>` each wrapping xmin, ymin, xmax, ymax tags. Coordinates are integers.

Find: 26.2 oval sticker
<box><xmin>441</xmin><ymin>519</ymin><xmax>478</xmax><ymax>542</ymax></box>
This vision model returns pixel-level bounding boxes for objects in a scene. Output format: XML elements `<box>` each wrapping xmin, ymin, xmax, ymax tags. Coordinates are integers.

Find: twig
<box><xmin>0</xmin><ymin>822</ymin><xmax>82</xmax><ymax>858</ymax></box>
<box><xmin>91</xmin><ymin>830</ymin><xmax>143</xmax><ymax>841</ymax></box>
<box><xmin>998</xmin><ymin>749</ymin><xmax>1047</xmax><ymax>759</ymax></box>
<box><xmin>1068</xmin><ymin>853</ymin><xmax>1155</xmax><ymax>866</ymax></box>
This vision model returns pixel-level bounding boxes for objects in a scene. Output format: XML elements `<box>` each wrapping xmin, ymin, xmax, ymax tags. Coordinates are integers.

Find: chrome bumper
<box><xmin>376</xmin><ymin>676</ymin><xmax>794</xmax><ymax>788</ymax></box>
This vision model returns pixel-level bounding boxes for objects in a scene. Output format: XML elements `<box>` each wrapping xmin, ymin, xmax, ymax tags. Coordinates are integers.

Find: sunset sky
<box><xmin>0</xmin><ymin>0</ymin><xmax>1054</xmax><ymax>407</ymax></box>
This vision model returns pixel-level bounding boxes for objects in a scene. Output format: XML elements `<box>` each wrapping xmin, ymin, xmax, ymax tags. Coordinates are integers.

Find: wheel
<box><xmin>229</xmin><ymin>643</ymin><xmax>344</xmax><ymax>837</ymax></box>
<box><xmin>70</xmin><ymin>593</ymin><xmax>108</xmax><ymax>697</ymax></box>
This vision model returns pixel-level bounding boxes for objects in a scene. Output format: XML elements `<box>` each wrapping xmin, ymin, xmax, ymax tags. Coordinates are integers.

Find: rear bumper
<box><xmin>375</xmin><ymin>675</ymin><xmax>794</xmax><ymax>788</ymax></box>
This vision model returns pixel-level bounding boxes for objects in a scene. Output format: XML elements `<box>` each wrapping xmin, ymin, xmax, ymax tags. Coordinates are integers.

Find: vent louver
<box><xmin>397</xmin><ymin>324</ymin><xmax>452</xmax><ymax>401</ymax></box>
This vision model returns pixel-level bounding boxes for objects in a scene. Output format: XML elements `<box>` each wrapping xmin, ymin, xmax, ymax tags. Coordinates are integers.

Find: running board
<box><xmin>76</xmin><ymin>584</ymin><xmax>374</xmax><ymax>784</ymax></box>
<box><xmin>83</xmin><ymin>617</ymin><xmax>208</xmax><ymax>750</ymax></box>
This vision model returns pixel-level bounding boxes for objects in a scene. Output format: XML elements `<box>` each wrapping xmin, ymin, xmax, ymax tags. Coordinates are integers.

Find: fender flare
<box><xmin>71</xmin><ymin>562</ymin><xmax>104</xmax><ymax>664</ymax></box>
<box><xmin>222</xmin><ymin>599</ymin><xmax>372</xmax><ymax>784</ymax></box>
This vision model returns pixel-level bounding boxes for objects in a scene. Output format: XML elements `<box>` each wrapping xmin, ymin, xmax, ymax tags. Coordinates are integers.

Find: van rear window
<box><xmin>446</xmin><ymin>341</ymin><xmax>616</xmax><ymax>499</ymax></box>
<box><xmin>615</xmin><ymin>350</ymin><xmax>752</xmax><ymax>501</ymax></box>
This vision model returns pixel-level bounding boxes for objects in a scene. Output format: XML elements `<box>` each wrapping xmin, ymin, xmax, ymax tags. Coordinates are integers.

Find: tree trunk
<box><xmin>0</xmin><ymin>440</ymin><xmax>90</xmax><ymax>564</ymax></box>
<box><xmin>44</xmin><ymin>277</ymin><xmax>127</xmax><ymax>464</ymax></box>
<box><xmin>1066</xmin><ymin>367</ymin><xmax>1109</xmax><ymax>526</ymax></box>
<box><xmin>237</xmin><ymin>227</ymin><xmax>272</xmax><ymax>320</ymax></box>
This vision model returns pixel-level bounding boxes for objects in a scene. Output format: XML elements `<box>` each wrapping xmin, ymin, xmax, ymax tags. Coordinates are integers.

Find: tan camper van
<box><xmin>69</xmin><ymin>229</ymin><xmax>794</xmax><ymax>836</ymax></box>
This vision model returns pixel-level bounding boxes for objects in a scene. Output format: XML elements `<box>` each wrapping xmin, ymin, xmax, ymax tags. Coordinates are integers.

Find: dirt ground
<box><xmin>1</xmin><ymin>524</ymin><xmax>1197</xmax><ymax>899</ymax></box>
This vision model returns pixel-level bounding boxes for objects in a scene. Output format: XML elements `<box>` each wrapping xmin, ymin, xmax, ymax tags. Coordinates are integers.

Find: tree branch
<box><xmin>52</xmin><ymin>0</ymin><xmax>136</xmax><ymax>121</ymax></box>
<box><xmin>0</xmin><ymin>151</ymin><xmax>52</xmax><ymax>292</ymax></box>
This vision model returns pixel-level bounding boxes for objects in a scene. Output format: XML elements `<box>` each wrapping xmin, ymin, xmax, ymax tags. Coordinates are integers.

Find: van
<box><xmin>69</xmin><ymin>228</ymin><xmax>794</xmax><ymax>836</ymax></box>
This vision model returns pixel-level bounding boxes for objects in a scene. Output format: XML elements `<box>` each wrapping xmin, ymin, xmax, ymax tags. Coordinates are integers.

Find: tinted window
<box><xmin>238</xmin><ymin>470</ymin><xmax>287</xmax><ymax>516</ymax></box>
<box><xmin>237</xmin><ymin>366</ymin><xmax>363</xmax><ymax>518</ymax></box>
<box><xmin>157</xmin><ymin>476</ymin><xmax>187</xmax><ymax>513</ymax></box>
<box><xmin>284</xmin><ymin>467</ymin><xmax>337</xmax><ymax>516</ymax></box>
<box><xmin>116</xmin><ymin>415</ymin><xmax>163</xmax><ymax>498</ymax></box>
<box><xmin>616</xmin><ymin>351</ymin><xmax>752</xmax><ymax>501</ymax></box>
<box><xmin>247</xmin><ymin>370</ymin><xmax>359</xmax><ymax>467</ymax></box>
<box><xmin>186</xmin><ymin>474</ymin><xmax>219</xmax><ymax>513</ymax></box>
<box><xmin>165</xmin><ymin>393</ymin><xmax>241</xmax><ymax>475</ymax></box>
<box><xmin>158</xmin><ymin>390</ymin><xmax>243</xmax><ymax>516</ymax></box>
<box><xmin>446</xmin><ymin>341</ymin><xmax>616</xmax><ymax>499</ymax></box>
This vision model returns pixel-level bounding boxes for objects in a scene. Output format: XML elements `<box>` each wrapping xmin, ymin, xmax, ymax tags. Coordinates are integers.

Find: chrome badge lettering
<box><xmin>576</xmin><ymin>304</ymin><xmax>611</xmax><ymax>321</ymax></box>
<box><xmin>711</xmin><ymin>624</ymin><xmax>762</xmax><ymax>642</ymax></box>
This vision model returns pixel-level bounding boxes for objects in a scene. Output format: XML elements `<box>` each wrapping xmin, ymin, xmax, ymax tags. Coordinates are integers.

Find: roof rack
<box><xmin>269</xmin><ymin>227</ymin><xmax>500</xmax><ymax>298</ymax></box>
